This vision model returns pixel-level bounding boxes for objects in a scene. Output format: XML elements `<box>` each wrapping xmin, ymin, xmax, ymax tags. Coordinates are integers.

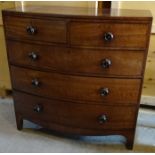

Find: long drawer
<box><xmin>11</xmin><ymin>66</ymin><xmax>141</xmax><ymax>104</ymax></box>
<box><xmin>8</xmin><ymin>41</ymin><xmax>144</xmax><ymax>77</ymax></box>
<box><xmin>14</xmin><ymin>91</ymin><xmax>136</xmax><ymax>130</ymax></box>
<box><xmin>70</xmin><ymin>21</ymin><xmax>149</xmax><ymax>49</ymax></box>
<box><xmin>4</xmin><ymin>16</ymin><xmax>67</xmax><ymax>43</ymax></box>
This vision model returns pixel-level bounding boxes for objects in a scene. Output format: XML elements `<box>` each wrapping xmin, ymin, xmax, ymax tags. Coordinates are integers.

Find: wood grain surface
<box><xmin>11</xmin><ymin>66</ymin><xmax>141</xmax><ymax>104</ymax></box>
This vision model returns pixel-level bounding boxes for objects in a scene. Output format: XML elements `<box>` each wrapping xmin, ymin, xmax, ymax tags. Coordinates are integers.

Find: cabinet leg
<box><xmin>126</xmin><ymin>140</ymin><xmax>134</xmax><ymax>150</ymax></box>
<box><xmin>15</xmin><ymin>113</ymin><xmax>23</xmax><ymax>130</ymax></box>
<box><xmin>124</xmin><ymin>130</ymin><xmax>135</xmax><ymax>150</ymax></box>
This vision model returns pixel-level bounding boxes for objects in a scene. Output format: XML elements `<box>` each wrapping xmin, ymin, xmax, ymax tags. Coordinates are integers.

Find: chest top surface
<box><xmin>2</xmin><ymin>5</ymin><xmax>152</xmax><ymax>21</ymax></box>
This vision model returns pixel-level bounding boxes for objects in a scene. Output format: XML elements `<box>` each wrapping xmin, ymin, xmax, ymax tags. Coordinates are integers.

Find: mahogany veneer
<box><xmin>2</xmin><ymin>6</ymin><xmax>152</xmax><ymax>149</ymax></box>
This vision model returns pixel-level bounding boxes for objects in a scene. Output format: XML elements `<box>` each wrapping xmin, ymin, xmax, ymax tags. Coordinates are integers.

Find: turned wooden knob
<box><xmin>28</xmin><ymin>52</ymin><xmax>38</xmax><ymax>60</ymax></box>
<box><xmin>31</xmin><ymin>79</ymin><xmax>41</xmax><ymax>87</ymax></box>
<box><xmin>26</xmin><ymin>26</ymin><xmax>37</xmax><ymax>35</ymax></box>
<box><xmin>98</xmin><ymin>114</ymin><xmax>107</xmax><ymax>124</ymax></box>
<box><xmin>104</xmin><ymin>32</ymin><xmax>114</xmax><ymax>41</ymax></box>
<box><xmin>101</xmin><ymin>59</ymin><xmax>112</xmax><ymax>68</ymax></box>
<box><xmin>100</xmin><ymin>88</ymin><xmax>109</xmax><ymax>97</ymax></box>
<box><xmin>33</xmin><ymin>104</ymin><xmax>43</xmax><ymax>113</ymax></box>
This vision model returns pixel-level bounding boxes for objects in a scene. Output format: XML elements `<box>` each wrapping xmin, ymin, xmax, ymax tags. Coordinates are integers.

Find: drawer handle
<box><xmin>33</xmin><ymin>104</ymin><xmax>43</xmax><ymax>113</ymax></box>
<box><xmin>28</xmin><ymin>52</ymin><xmax>38</xmax><ymax>61</ymax></box>
<box><xmin>100</xmin><ymin>88</ymin><xmax>109</xmax><ymax>97</ymax></box>
<box><xmin>101</xmin><ymin>59</ymin><xmax>112</xmax><ymax>68</ymax></box>
<box><xmin>31</xmin><ymin>79</ymin><xmax>41</xmax><ymax>87</ymax></box>
<box><xmin>104</xmin><ymin>32</ymin><xmax>114</xmax><ymax>41</ymax></box>
<box><xmin>26</xmin><ymin>26</ymin><xmax>37</xmax><ymax>35</ymax></box>
<box><xmin>98</xmin><ymin>114</ymin><xmax>107</xmax><ymax>124</ymax></box>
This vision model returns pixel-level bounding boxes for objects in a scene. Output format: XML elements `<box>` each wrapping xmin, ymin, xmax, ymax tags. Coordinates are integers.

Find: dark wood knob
<box><xmin>33</xmin><ymin>104</ymin><xmax>43</xmax><ymax>113</ymax></box>
<box><xmin>101</xmin><ymin>59</ymin><xmax>112</xmax><ymax>68</ymax></box>
<box><xmin>100</xmin><ymin>88</ymin><xmax>109</xmax><ymax>97</ymax></box>
<box><xmin>104</xmin><ymin>32</ymin><xmax>114</xmax><ymax>41</ymax></box>
<box><xmin>26</xmin><ymin>26</ymin><xmax>37</xmax><ymax>35</ymax></box>
<box><xmin>98</xmin><ymin>114</ymin><xmax>107</xmax><ymax>124</ymax></box>
<box><xmin>28</xmin><ymin>52</ymin><xmax>38</xmax><ymax>60</ymax></box>
<box><xmin>31</xmin><ymin>79</ymin><xmax>41</xmax><ymax>87</ymax></box>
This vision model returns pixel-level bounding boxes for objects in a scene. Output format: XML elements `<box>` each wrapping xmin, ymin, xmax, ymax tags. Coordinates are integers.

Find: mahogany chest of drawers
<box><xmin>2</xmin><ymin>6</ymin><xmax>152</xmax><ymax>149</ymax></box>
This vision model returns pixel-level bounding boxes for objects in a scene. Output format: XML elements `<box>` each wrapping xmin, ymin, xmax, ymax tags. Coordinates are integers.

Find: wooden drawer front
<box><xmin>11</xmin><ymin>66</ymin><xmax>141</xmax><ymax>104</ymax></box>
<box><xmin>4</xmin><ymin>16</ymin><xmax>67</xmax><ymax>43</ymax></box>
<box><xmin>8</xmin><ymin>41</ymin><xmax>144</xmax><ymax>77</ymax></box>
<box><xmin>70</xmin><ymin>22</ymin><xmax>148</xmax><ymax>49</ymax></box>
<box><xmin>14</xmin><ymin>91</ymin><xmax>136</xmax><ymax>130</ymax></box>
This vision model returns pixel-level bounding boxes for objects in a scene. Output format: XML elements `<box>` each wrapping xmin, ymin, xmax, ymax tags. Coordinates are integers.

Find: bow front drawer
<box><xmin>8</xmin><ymin>41</ymin><xmax>144</xmax><ymax>77</ymax></box>
<box><xmin>70</xmin><ymin>22</ymin><xmax>149</xmax><ymax>49</ymax></box>
<box><xmin>14</xmin><ymin>91</ymin><xmax>136</xmax><ymax>130</ymax></box>
<box><xmin>11</xmin><ymin>66</ymin><xmax>141</xmax><ymax>105</ymax></box>
<box><xmin>4</xmin><ymin>16</ymin><xmax>67</xmax><ymax>43</ymax></box>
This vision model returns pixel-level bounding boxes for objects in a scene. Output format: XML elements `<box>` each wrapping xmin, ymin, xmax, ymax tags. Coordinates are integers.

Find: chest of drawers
<box><xmin>2</xmin><ymin>6</ymin><xmax>152</xmax><ymax>149</ymax></box>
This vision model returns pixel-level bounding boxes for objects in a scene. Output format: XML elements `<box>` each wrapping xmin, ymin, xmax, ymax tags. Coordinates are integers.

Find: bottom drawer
<box><xmin>14</xmin><ymin>91</ymin><xmax>137</xmax><ymax>130</ymax></box>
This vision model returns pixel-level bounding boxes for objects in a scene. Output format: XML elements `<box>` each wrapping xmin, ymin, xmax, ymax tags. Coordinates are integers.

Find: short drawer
<box><xmin>4</xmin><ymin>16</ymin><xmax>67</xmax><ymax>43</ymax></box>
<box><xmin>11</xmin><ymin>66</ymin><xmax>141</xmax><ymax>105</ymax></box>
<box><xmin>8</xmin><ymin>41</ymin><xmax>144</xmax><ymax>77</ymax></box>
<box><xmin>14</xmin><ymin>91</ymin><xmax>136</xmax><ymax>130</ymax></box>
<box><xmin>70</xmin><ymin>22</ymin><xmax>149</xmax><ymax>49</ymax></box>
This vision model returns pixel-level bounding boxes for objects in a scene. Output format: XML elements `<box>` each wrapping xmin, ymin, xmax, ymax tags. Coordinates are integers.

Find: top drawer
<box><xmin>70</xmin><ymin>22</ymin><xmax>149</xmax><ymax>49</ymax></box>
<box><xmin>3</xmin><ymin>16</ymin><xmax>67</xmax><ymax>43</ymax></box>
